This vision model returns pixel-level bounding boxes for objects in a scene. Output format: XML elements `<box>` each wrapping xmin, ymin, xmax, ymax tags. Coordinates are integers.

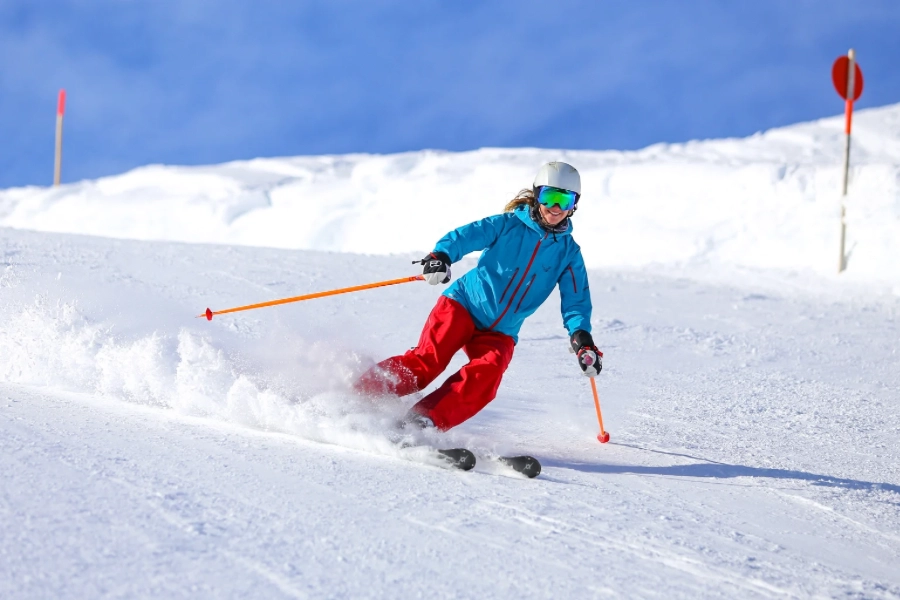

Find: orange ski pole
<box><xmin>590</xmin><ymin>377</ymin><xmax>610</xmax><ymax>443</ymax></box>
<box><xmin>198</xmin><ymin>275</ymin><xmax>424</xmax><ymax>320</ymax></box>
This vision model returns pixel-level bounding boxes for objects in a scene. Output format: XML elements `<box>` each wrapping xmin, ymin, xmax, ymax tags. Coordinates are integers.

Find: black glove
<box><xmin>570</xmin><ymin>330</ymin><xmax>602</xmax><ymax>377</ymax></box>
<box><xmin>415</xmin><ymin>251</ymin><xmax>451</xmax><ymax>285</ymax></box>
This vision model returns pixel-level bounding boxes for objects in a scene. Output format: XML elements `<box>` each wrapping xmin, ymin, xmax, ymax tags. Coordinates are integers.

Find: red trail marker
<box><xmin>831</xmin><ymin>50</ymin><xmax>864</xmax><ymax>273</ymax></box>
<box><xmin>831</xmin><ymin>56</ymin><xmax>863</xmax><ymax>103</ymax></box>
<box><xmin>54</xmin><ymin>89</ymin><xmax>66</xmax><ymax>186</ymax></box>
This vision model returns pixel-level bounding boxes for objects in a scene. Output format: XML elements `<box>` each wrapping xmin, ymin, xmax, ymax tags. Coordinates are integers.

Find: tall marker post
<box><xmin>54</xmin><ymin>89</ymin><xmax>66</xmax><ymax>186</ymax></box>
<box><xmin>831</xmin><ymin>50</ymin><xmax>864</xmax><ymax>273</ymax></box>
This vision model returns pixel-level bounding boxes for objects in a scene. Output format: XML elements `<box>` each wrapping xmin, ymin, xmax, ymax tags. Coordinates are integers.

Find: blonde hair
<box><xmin>504</xmin><ymin>188</ymin><xmax>536</xmax><ymax>213</ymax></box>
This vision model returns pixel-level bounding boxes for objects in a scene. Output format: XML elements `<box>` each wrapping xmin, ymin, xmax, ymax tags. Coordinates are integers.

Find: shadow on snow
<box><xmin>544</xmin><ymin>443</ymin><xmax>900</xmax><ymax>497</ymax></box>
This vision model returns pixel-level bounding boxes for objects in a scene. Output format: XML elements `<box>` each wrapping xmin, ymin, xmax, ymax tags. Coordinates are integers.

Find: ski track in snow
<box><xmin>1</xmin><ymin>227</ymin><xmax>899</xmax><ymax>598</ymax></box>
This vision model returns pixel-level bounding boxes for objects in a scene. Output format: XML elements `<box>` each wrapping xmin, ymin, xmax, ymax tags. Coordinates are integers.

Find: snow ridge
<box><xmin>2</xmin><ymin>104</ymin><xmax>899</xmax><ymax>283</ymax></box>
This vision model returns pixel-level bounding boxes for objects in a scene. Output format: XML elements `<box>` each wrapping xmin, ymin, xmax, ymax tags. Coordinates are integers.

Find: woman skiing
<box><xmin>354</xmin><ymin>161</ymin><xmax>602</xmax><ymax>430</ymax></box>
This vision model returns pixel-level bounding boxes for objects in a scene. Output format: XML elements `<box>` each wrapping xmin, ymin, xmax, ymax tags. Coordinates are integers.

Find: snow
<box><xmin>2</xmin><ymin>104</ymin><xmax>900</xmax><ymax>283</ymax></box>
<box><xmin>2</xmin><ymin>105</ymin><xmax>900</xmax><ymax>598</ymax></box>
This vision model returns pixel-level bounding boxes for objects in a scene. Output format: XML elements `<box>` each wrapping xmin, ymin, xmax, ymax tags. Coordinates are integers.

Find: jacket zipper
<box><xmin>566</xmin><ymin>266</ymin><xmax>577</xmax><ymax>293</ymax></box>
<box><xmin>498</xmin><ymin>267</ymin><xmax>519</xmax><ymax>303</ymax></box>
<box><xmin>488</xmin><ymin>233</ymin><xmax>547</xmax><ymax>330</ymax></box>
<box><xmin>514</xmin><ymin>274</ymin><xmax>537</xmax><ymax>313</ymax></box>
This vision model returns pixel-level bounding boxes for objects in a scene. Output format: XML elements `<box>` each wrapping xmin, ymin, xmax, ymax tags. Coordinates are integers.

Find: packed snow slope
<box><xmin>1</xmin><ymin>104</ymin><xmax>900</xmax><ymax>283</ymax></box>
<box><xmin>2</xmin><ymin>226</ymin><xmax>899</xmax><ymax>599</ymax></box>
<box><xmin>2</xmin><ymin>105</ymin><xmax>900</xmax><ymax>598</ymax></box>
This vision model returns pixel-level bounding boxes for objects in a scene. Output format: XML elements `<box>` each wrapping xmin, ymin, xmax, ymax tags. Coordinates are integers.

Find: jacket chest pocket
<box><xmin>514</xmin><ymin>274</ymin><xmax>537</xmax><ymax>313</ymax></box>
<box><xmin>498</xmin><ymin>267</ymin><xmax>519</xmax><ymax>303</ymax></box>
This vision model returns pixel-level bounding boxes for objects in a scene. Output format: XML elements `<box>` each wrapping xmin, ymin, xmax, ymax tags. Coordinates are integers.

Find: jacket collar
<box><xmin>514</xmin><ymin>204</ymin><xmax>573</xmax><ymax>237</ymax></box>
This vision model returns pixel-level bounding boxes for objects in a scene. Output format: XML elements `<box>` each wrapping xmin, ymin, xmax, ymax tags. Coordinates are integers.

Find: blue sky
<box><xmin>2</xmin><ymin>0</ymin><xmax>899</xmax><ymax>188</ymax></box>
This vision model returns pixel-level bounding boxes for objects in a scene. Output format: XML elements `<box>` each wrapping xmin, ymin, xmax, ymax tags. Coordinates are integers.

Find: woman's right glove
<box><xmin>570</xmin><ymin>330</ymin><xmax>602</xmax><ymax>377</ymax></box>
<box><xmin>416</xmin><ymin>251</ymin><xmax>452</xmax><ymax>285</ymax></box>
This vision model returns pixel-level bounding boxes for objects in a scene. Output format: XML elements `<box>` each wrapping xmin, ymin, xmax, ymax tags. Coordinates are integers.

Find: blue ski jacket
<box><xmin>433</xmin><ymin>205</ymin><xmax>592</xmax><ymax>344</ymax></box>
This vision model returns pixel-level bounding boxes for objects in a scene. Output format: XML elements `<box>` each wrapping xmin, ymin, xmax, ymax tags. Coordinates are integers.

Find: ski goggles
<box><xmin>536</xmin><ymin>185</ymin><xmax>579</xmax><ymax>211</ymax></box>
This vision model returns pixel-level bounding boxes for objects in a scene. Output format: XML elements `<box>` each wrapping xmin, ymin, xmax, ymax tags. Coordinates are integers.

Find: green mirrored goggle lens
<box><xmin>537</xmin><ymin>186</ymin><xmax>577</xmax><ymax>211</ymax></box>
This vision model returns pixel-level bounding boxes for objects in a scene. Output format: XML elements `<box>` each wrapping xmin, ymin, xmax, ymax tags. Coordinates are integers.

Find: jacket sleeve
<box><xmin>432</xmin><ymin>214</ymin><xmax>508</xmax><ymax>263</ymax></box>
<box><xmin>558</xmin><ymin>248</ymin><xmax>592</xmax><ymax>335</ymax></box>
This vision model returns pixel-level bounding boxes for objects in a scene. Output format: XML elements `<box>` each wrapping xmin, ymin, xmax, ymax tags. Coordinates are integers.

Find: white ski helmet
<box><xmin>533</xmin><ymin>161</ymin><xmax>581</xmax><ymax>196</ymax></box>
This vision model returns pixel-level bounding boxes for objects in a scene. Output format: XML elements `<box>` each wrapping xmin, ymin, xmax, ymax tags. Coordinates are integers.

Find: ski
<box><xmin>497</xmin><ymin>455</ymin><xmax>541</xmax><ymax>478</ymax></box>
<box><xmin>395</xmin><ymin>434</ymin><xmax>536</xmax><ymax>477</ymax></box>
<box><xmin>435</xmin><ymin>451</ymin><xmax>541</xmax><ymax>477</ymax></box>
<box><xmin>436</xmin><ymin>448</ymin><xmax>476</xmax><ymax>471</ymax></box>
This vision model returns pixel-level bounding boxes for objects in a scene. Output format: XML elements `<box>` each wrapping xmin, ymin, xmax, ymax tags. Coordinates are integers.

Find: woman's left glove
<box><xmin>570</xmin><ymin>330</ymin><xmax>602</xmax><ymax>377</ymax></box>
<box><xmin>417</xmin><ymin>251</ymin><xmax>452</xmax><ymax>285</ymax></box>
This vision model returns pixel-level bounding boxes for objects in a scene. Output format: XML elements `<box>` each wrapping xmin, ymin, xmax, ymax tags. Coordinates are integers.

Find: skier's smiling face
<box><xmin>535</xmin><ymin>185</ymin><xmax>576</xmax><ymax>226</ymax></box>
<box><xmin>538</xmin><ymin>203</ymin><xmax>570</xmax><ymax>226</ymax></box>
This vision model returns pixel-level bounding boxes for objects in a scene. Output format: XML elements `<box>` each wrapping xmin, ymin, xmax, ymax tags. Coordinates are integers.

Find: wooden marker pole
<box><xmin>831</xmin><ymin>51</ymin><xmax>864</xmax><ymax>273</ymax></box>
<box><xmin>54</xmin><ymin>89</ymin><xmax>66</xmax><ymax>186</ymax></box>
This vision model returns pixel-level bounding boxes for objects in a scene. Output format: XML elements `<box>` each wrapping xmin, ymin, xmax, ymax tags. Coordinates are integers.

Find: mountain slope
<box><xmin>2</xmin><ymin>104</ymin><xmax>899</xmax><ymax>283</ymax></box>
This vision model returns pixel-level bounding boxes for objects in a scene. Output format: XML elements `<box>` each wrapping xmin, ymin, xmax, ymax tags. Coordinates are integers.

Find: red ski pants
<box><xmin>354</xmin><ymin>296</ymin><xmax>515</xmax><ymax>430</ymax></box>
